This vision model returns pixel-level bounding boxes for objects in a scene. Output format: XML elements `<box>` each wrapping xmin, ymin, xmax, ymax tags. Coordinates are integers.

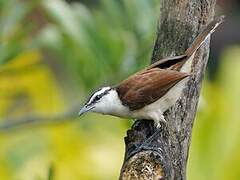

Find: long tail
<box><xmin>185</xmin><ymin>15</ymin><xmax>225</xmax><ymax>57</ymax></box>
<box><xmin>148</xmin><ymin>16</ymin><xmax>224</xmax><ymax>70</ymax></box>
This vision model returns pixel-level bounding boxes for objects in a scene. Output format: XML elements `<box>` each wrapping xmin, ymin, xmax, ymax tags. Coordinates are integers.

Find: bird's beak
<box><xmin>78</xmin><ymin>105</ymin><xmax>94</xmax><ymax>116</ymax></box>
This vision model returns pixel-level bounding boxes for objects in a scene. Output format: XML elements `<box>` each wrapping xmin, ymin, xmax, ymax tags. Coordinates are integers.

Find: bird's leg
<box><xmin>129</xmin><ymin>115</ymin><xmax>166</xmax><ymax>157</ymax></box>
<box><xmin>138</xmin><ymin>115</ymin><xmax>165</xmax><ymax>146</ymax></box>
<box><xmin>138</xmin><ymin>128</ymin><xmax>161</xmax><ymax>147</ymax></box>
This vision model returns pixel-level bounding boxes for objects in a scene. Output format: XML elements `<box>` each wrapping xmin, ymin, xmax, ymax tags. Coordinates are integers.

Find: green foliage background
<box><xmin>0</xmin><ymin>0</ymin><xmax>239</xmax><ymax>179</ymax></box>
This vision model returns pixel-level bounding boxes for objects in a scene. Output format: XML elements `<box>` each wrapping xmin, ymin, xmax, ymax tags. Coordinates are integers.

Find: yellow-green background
<box><xmin>0</xmin><ymin>0</ymin><xmax>239</xmax><ymax>179</ymax></box>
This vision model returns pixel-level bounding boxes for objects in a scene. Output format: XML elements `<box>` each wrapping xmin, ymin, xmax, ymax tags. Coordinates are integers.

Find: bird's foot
<box><xmin>129</xmin><ymin>128</ymin><xmax>162</xmax><ymax>157</ymax></box>
<box><xmin>128</xmin><ymin>117</ymin><xmax>167</xmax><ymax>158</ymax></box>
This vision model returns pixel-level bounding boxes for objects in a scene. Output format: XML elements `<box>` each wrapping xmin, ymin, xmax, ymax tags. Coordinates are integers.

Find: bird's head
<box><xmin>79</xmin><ymin>87</ymin><xmax>116</xmax><ymax>116</ymax></box>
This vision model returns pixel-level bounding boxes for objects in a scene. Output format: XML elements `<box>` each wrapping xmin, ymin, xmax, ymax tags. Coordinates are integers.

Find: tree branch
<box><xmin>0</xmin><ymin>104</ymin><xmax>79</xmax><ymax>132</ymax></box>
<box><xmin>120</xmin><ymin>0</ymin><xmax>216</xmax><ymax>179</ymax></box>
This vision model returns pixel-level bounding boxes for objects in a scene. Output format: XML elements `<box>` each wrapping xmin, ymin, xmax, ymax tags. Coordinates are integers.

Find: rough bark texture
<box><xmin>120</xmin><ymin>0</ymin><xmax>216</xmax><ymax>179</ymax></box>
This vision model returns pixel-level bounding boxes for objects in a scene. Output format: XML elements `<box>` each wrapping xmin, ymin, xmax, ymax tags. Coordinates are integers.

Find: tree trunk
<box><xmin>119</xmin><ymin>0</ymin><xmax>216</xmax><ymax>179</ymax></box>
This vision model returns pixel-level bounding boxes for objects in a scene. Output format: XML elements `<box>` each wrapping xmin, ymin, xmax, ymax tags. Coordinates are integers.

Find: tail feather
<box><xmin>148</xmin><ymin>16</ymin><xmax>224</xmax><ymax>71</ymax></box>
<box><xmin>165</xmin><ymin>16</ymin><xmax>225</xmax><ymax>71</ymax></box>
<box><xmin>185</xmin><ymin>15</ymin><xmax>225</xmax><ymax>57</ymax></box>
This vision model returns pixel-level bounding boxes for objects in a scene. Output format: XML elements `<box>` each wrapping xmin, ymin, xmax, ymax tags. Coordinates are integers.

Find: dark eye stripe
<box><xmin>86</xmin><ymin>88</ymin><xmax>111</xmax><ymax>107</ymax></box>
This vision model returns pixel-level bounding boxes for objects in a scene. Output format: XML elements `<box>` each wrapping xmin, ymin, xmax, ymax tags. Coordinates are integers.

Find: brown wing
<box><xmin>116</xmin><ymin>68</ymin><xmax>190</xmax><ymax>110</ymax></box>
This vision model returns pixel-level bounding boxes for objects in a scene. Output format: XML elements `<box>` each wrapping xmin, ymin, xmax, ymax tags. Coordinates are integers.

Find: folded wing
<box><xmin>116</xmin><ymin>68</ymin><xmax>190</xmax><ymax>110</ymax></box>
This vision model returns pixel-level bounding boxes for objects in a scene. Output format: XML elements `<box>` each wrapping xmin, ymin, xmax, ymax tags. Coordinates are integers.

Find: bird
<box><xmin>79</xmin><ymin>16</ymin><xmax>224</xmax><ymax>128</ymax></box>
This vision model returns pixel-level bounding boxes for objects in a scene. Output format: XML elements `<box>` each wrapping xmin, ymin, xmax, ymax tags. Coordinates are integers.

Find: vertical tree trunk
<box><xmin>120</xmin><ymin>0</ymin><xmax>216</xmax><ymax>179</ymax></box>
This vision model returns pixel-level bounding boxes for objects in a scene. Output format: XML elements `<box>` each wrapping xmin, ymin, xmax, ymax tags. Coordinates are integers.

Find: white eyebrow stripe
<box><xmin>87</xmin><ymin>87</ymin><xmax>111</xmax><ymax>105</ymax></box>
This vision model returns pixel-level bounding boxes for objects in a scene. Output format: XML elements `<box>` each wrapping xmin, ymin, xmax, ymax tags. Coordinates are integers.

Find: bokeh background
<box><xmin>0</xmin><ymin>0</ymin><xmax>240</xmax><ymax>179</ymax></box>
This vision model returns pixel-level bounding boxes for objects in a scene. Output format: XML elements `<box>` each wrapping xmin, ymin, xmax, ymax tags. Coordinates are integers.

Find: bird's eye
<box><xmin>95</xmin><ymin>95</ymin><xmax>101</xmax><ymax>101</ymax></box>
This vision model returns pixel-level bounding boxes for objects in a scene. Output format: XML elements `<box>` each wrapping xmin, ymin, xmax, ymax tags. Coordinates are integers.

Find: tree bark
<box><xmin>120</xmin><ymin>0</ymin><xmax>216</xmax><ymax>179</ymax></box>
